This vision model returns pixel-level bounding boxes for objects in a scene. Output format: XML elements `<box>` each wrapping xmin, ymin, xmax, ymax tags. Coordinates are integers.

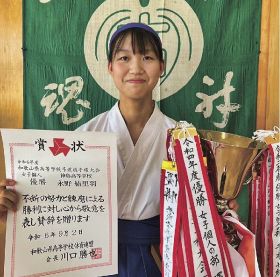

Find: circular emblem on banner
<box><xmin>84</xmin><ymin>0</ymin><xmax>204</xmax><ymax>101</ymax></box>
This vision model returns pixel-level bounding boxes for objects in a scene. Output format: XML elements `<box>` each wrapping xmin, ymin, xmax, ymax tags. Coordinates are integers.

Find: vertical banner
<box><xmin>23</xmin><ymin>0</ymin><xmax>262</xmax><ymax>137</ymax></box>
<box><xmin>1</xmin><ymin>129</ymin><xmax>117</xmax><ymax>277</ymax></box>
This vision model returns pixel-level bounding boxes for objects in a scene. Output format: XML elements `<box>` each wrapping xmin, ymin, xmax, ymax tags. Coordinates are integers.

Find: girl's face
<box><xmin>108</xmin><ymin>33</ymin><xmax>164</xmax><ymax>102</ymax></box>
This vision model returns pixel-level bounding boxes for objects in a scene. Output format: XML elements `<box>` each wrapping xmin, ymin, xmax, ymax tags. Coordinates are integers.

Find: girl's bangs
<box><xmin>109</xmin><ymin>29</ymin><xmax>163</xmax><ymax>62</ymax></box>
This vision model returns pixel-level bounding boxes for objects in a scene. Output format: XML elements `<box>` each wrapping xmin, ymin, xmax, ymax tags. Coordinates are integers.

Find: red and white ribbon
<box><xmin>223</xmin><ymin>210</ymin><xmax>261</xmax><ymax>277</ymax></box>
<box><xmin>268</xmin><ymin>143</ymin><xmax>280</xmax><ymax>277</ymax></box>
<box><xmin>160</xmin><ymin>166</ymin><xmax>180</xmax><ymax>277</ymax></box>
<box><xmin>250</xmin><ymin>140</ymin><xmax>280</xmax><ymax>277</ymax></box>
<box><xmin>174</xmin><ymin>133</ymin><xmax>234</xmax><ymax>277</ymax></box>
<box><xmin>249</xmin><ymin>176</ymin><xmax>260</xmax><ymax>235</ymax></box>
<box><xmin>258</xmin><ymin>148</ymin><xmax>271</xmax><ymax>277</ymax></box>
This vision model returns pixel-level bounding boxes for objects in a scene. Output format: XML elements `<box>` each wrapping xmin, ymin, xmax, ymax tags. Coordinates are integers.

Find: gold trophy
<box><xmin>198</xmin><ymin>130</ymin><xmax>266</xmax><ymax>246</ymax></box>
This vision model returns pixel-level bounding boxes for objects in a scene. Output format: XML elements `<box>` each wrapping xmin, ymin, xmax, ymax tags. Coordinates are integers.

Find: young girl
<box><xmin>77</xmin><ymin>23</ymin><xmax>176</xmax><ymax>276</ymax></box>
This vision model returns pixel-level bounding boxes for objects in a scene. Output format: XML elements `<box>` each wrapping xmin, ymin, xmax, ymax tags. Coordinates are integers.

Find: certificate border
<box><xmin>8</xmin><ymin>143</ymin><xmax>114</xmax><ymax>277</ymax></box>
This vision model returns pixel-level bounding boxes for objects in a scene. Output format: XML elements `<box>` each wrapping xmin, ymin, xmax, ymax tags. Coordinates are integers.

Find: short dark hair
<box><xmin>108</xmin><ymin>28</ymin><xmax>163</xmax><ymax>63</ymax></box>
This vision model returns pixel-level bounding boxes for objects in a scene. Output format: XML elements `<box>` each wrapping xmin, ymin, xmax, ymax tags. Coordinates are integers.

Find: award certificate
<box><xmin>1</xmin><ymin>129</ymin><xmax>117</xmax><ymax>277</ymax></box>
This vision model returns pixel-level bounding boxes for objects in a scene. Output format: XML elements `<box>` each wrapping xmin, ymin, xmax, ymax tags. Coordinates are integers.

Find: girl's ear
<box><xmin>108</xmin><ymin>62</ymin><xmax>113</xmax><ymax>75</ymax></box>
<box><xmin>160</xmin><ymin>61</ymin><xmax>165</xmax><ymax>76</ymax></box>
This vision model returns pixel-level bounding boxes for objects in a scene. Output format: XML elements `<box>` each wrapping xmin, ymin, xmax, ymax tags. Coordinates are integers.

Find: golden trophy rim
<box><xmin>198</xmin><ymin>129</ymin><xmax>267</xmax><ymax>150</ymax></box>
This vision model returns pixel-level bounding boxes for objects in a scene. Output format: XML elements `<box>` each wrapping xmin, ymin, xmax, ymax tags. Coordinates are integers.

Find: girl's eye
<box><xmin>143</xmin><ymin>56</ymin><xmax>154</xmax><ymax>61</ymax></box>
<box><xmin>118</xmin><ymin>56</ymin><xmax>128</xmax><ymax>61</ymax></box>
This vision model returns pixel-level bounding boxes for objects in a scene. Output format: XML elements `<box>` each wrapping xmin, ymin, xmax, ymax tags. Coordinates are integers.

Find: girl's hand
<box><xmin>228</xmin><ymin>199</ymin><xmax>239</xmax><ymax>212</ymax></box>
<box><xmin>0</xmin><ymin>179</ymin><xmax>19</xmax><ymax>216</ymax></box>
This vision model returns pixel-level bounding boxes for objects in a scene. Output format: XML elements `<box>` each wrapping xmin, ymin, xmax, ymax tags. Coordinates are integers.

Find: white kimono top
<box><xmin>78</xmin><ymin>102</ymin><xmax>176</xmax><ymax>220</ymax></box>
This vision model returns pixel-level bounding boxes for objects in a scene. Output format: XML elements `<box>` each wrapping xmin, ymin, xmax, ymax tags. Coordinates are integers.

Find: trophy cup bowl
<box><xmin>198</xmin><ymin>130</ymin><xmax>266</xmax><ymax>213</ymax></box>
<box><xmin>198</xmin><ymin>130</ymin><xmax>266</xmax><ymax>246</ymax></box>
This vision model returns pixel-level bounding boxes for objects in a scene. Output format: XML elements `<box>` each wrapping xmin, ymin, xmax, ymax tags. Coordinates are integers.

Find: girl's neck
<box><xmin>119</xmin><ymin>98</ymin><xmax>154</xmax><ymax>125</ymax></box>
<box><xmin>118</xmin><ymin>98</ymin><xmax>155</xmax><ymax>144</ymax></box>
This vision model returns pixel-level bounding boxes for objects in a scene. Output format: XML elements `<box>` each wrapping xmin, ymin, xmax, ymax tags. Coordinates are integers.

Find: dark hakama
<box><xmin>104</xmin><ymin>216</ymin><xmax>161</xmax><ymax>277</ymax></box>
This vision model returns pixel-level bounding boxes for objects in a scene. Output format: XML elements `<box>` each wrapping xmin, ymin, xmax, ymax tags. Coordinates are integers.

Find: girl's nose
<box><xmin>129</xmin><ymin>57</ymin><xmax>144</xmax><ymax>74</ymax></box>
